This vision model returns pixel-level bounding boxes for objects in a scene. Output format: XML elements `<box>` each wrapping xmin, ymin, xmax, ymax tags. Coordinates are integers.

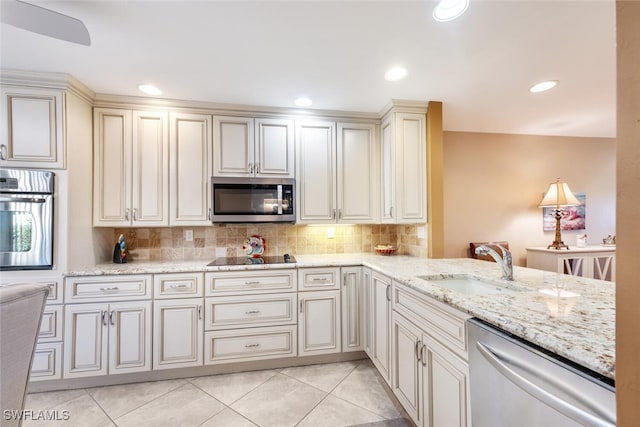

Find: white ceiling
<box><xmin>1</xmin><ymin>0</ymin><xmax>617</xmax><ymax>138</ymax></box>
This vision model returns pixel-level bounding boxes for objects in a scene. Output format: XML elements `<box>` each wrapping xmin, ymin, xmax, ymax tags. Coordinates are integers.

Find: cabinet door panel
<box><xmin>30</xmin><ymin>342</ymin><xmax>63</xmax><ymax>381</ymax></box>
<box><xmin>392</xmin><ymin>313</ymin><xmax>422</xmax><ymax>426</ymax></box>
<box><xmin>109</xmin><ymin>301</ymin><xmax>151</xmax><ymax>374</ymax></box>
<box><xmin>213</xmin><ymin>116</ymin><xmax>254</xmax><ymax>176</ymax></box>
<box><xmin>296</xmin><ymin>120</ymin><xmax>336</xmax><ymax>223</ymax></box>
<box><xmin>256</xmin><ymin>118</ymin><xmax>294</xmax><ymax>177</ymax></box>
<box><xmin>337</xmin><ymin>123</ymin><xmax>378</xmax><ymax>222</ymax></box>
<box><xmin>371</xmin><ymin>272</ymin><xmax>391</xmax><ymax>383</ymax></box>
<box><xmin>170</xmin><ymin>113</ymin><xmax>212</xmax><ymax>225</ymax></box>
<box><xmin>342</xmin><ymin>267</ymin><xmax>363</xmax><ymax>352</ymax></box>
<box><xmin>93</xmin><ymin>108</ymin><xmax>132</xmax><ymax>226</ymax></box>
<box><xmin>396</xmin><ymin>113</ymin><xmax>426</xmax><ymax>222</ymax></box>
<box><xmin>64</xmin><ymin>303</ymin><xmax>107</xmax><ymax>378</ymax></box>
<box><xmin>132</xmin><ymin>111</ymin><xmax>168</xmax><ymax>225</ymax></box>
<box><xmin>380</xmin><ymin>117</ymin><xmax>395</xmax><ymax>223</ymax></box>
<box><xmin>153</xmin><ymin>298</ymin><xmax>203</xmax><ymax>369</ymax></box>
<box><xmin>1</xmin><ymin>87</ymin><xmax>64</xmax><ymax>168</ymax></box>
<box><xmin>298</xmin><ymin>290</ymin><xmax>341</xmax><ymax>356</ymax></box>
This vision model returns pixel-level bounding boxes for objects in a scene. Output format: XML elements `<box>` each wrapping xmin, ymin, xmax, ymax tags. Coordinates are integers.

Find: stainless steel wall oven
<box><xmin>0</xmin><ymin>169</ymin><xmax>54</xmax><ymax>270</ymax></box>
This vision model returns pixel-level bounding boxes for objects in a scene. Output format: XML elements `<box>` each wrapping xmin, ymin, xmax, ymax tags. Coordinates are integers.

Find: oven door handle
<box><xmin>476</xmin><ymin>342</ymin><xmax>615</xmax><ymax>427</ymax></box>
<box><xmin>0</xmin><ymin>196</ymin><xmax>47</xmax><ymax>203</ymax></box>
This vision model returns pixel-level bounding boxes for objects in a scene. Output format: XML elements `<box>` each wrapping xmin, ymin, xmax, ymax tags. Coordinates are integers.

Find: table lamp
<box><xmin>539</xmin><ymin>178</ymin><xmax>581</xmax><ymax>250</ymax></box>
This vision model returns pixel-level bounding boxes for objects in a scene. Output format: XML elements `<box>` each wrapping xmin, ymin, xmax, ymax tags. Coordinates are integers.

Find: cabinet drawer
<box><xmin>298</xmin><ymin>267</ymin><xmax>340</xmax><ymax>291</ymax></box>
<box><xmin>393</xmin><ymin>281</ymin><xmax>471</xmax><ymax>359</ymax></box>
<box><xmin>38</xmin><ymin>304</ymin><xmax>63</xmax><ymax>342</ymax></box>
<box><xmin>2</xmin><ymin>277</ymin><xmax>63</xmax><ymax>304</ymax></box>
<box><xmin>30</xmin><ymin>342</ymin><xmax>63</xmax><ymax>381</ymax></box>
<box><xmin>205</xmin><ymin>325</ymin><xmax>297</xmax><ymax>364</ymax></box>
<box><xmin>154</xmin><ymin>273</ymin><xmax>204</xmax><ymax>299</ymax></box>
<box><xmin>205</xmin><ymin>270</ymin><xmax>296</xmax><ymax>295</ymax></box>
<box><xmin>205</xmin><ymin>293</ymin><xmax>297</xmax><ymax>330</ymax></box>
<box><xmin>65</xmin><ymin>275</ymin><xmax>152</xmax><ymax>302</ymax></box>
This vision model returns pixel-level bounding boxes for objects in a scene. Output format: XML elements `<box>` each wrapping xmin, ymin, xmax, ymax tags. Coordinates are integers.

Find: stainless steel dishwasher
<box><xmin>468</xmin><ymin>318</ymin><xmax>616</xmax><ymax>426</ymax></box>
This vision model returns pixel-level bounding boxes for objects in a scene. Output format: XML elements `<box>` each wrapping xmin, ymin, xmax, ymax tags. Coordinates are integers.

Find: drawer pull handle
<box><xmin>245</xmin><ymin>310</ymin><xmax>261</xmax><ymax>315</ymax></box>
<box><xmin>169</xmin><ymin>284</ymin><xmax>189</xmax><ymax>289</ymax></box>
<box><xmin>311</xmin><ymin>278</ymin><xmax>328</xmax><ymax>282</ymax></box>
<box><xmin>245</xmin><ymin>343</ymin><xmax>260</xmax><ymax>348</ymax></box>
<box><xmin>99</xmin><ymin>286</ymin><xmax>119</xmax><ymax>292</ymax></box>
<box><xmin>245</xmin><ymin>281</ymin><xmax>261</xmax><ymax>285</ymax></box>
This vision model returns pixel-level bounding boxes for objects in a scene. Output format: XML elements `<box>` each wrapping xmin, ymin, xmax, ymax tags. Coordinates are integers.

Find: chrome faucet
<box><xmin>475</xmin><ymin>244</ymin><xmax>513</xmax><ymax>281</ymax></box>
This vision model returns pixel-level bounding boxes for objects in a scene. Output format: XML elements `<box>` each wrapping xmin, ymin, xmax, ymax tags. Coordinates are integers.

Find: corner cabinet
<box><xmin>169</xmin><ymin>112</ymin><xmax>213</xmax><ymax>225</ymax></box>
<box><xmin>296</xmin><ymin>120</ymin><xmax>379</xmax><ymax>224</ymax></box>
<box><xmin>381</xmin><ymin>110</ymin><xmax>427</xmax><ymax>224</ymax></box>
<box><xmin>0</xmin><ymin>86</ymin><xmax>65</xmax><ymax>169</ymax></box>
<box><xmin>93</xmin><ymin>108</ymin><xmax>169</xmax><ymax>227</ymax></box>
<box><xmin>369</xmin><ymin>271</ymin><xmax>392</xmax><ymax>384</ymax></box>
<box><xmin>213</xmin><ymin>116</ymin><xmax>294</xmax><ymax>178</ymax></box>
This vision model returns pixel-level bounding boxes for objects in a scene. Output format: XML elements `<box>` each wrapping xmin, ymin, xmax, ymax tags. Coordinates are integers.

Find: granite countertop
<box><xmin>66</xmin><ymin>253</ymin><xmax>615</xmax><ymax>380</ymax></box>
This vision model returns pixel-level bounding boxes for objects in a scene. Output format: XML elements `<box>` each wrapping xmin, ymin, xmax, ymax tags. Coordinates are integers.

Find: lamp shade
<box><xmin>539</xmin><ymin>179</ymin><xmax>581</xmax><ymax>207</ymax></box>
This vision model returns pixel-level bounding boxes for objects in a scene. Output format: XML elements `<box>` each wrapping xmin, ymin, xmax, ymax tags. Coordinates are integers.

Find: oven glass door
<box><xmin>0</xmin><ymin>194</ymin><xmax>53</xmax><ymax>270</ymax></box>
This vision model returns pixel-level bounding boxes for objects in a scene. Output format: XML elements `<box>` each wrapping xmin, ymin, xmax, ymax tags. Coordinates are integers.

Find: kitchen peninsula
<box><xmin>62</xmin><ymin>254</ymin><xmax>615</xmax><ymax>381</ymax></box>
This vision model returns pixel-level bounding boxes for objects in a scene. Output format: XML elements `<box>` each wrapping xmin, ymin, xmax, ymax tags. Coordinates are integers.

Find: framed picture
<box><xmin>543</xmin><ymin>192</ymin><xmax>586</xmax><ymax>231</ymax></box>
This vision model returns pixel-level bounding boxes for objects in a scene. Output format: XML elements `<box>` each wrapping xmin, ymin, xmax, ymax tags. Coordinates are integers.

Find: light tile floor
<box><xmin>24</xmin><ymin>359</ymin><xmax>414</xmax><ymax>427</ymax></box>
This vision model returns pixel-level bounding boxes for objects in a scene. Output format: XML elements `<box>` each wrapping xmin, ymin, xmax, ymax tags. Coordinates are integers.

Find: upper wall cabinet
<box><xmin>93</xmin><ymin>108</ymin><xmax>169</xmax><ymax>227</ymax></box>
<box><xmin>0</xmin><ymin>86</ymin><xmax>65</xmax><ymax>169</ymax></box>
<box><xmin>381</xmin><ymin>111</ymin><xmax>427</xmax><ymax>224</ymax></box>
<box><xmin>213</xmin><ymin>116</ymin><xmax>294</xmax><ymax>178</ymax></box>
<box><xmin>169</xmin><ymin>112</ymin><xmax>213</xmax><ymax>226</ymax></box>
<box><xmin>296</xmin><ymin>120</ymin><xmax>378</xmax><ymax>224</ymax></box>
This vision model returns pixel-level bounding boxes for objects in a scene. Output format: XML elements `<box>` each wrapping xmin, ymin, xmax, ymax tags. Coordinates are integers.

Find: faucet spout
<box><xmin>474</xmin><ymin>243</ymin><xmax>513</xmax><ymax>281</ymax></box>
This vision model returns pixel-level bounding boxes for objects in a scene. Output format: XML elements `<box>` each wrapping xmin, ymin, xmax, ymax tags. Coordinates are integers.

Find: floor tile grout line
<box><xmin>88</xmin><ymin>378</ymin><xmax>189</xmax><ymax>423</ymax></box>
<box><xmin>188</xmin><ymin>369</ymin><xmax>279</xmax><ymax>407</ymax></box>
<box><xmin>25</xmin><ymin>387</ymin><xmax>90</xmax><ymax>412</ymax></box>
<box><xmin>84</xmin><ymin>388</ymin><xmax>119</xmax><ymax>426</ymax></box>
<box><xmin>329</xmin><ymin>360</ymin><xmax>404</xmax><ymax>420</ymax></box>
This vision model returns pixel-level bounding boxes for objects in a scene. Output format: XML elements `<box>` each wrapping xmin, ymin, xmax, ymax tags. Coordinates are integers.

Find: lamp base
<box><xmin>547</xmin><ymin>241</ymin><xmax>569</xmax><ymax>250</ymax></box>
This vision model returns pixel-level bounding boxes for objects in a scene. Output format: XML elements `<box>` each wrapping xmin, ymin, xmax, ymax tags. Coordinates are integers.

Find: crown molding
<box><xmin>0</xmin><ymin>69</ymin><xmax>96</xmax><ymax>104</ymax></box>
<box><xmin>379</xmin><ymin>99</ymin><xmax>430</xmax><ymax>119</ymax></box>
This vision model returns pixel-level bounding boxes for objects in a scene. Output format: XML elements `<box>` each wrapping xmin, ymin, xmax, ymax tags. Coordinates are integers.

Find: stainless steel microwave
<box><xmin>211</xmin><ymin>177</ymin><xmax>295</xmax><ymax>223</ymax></box>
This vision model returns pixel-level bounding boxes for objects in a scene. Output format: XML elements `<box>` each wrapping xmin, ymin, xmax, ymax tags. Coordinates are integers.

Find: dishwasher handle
<box><xmin>476</xmin><ymin>341</ymin><xmax>615</xmax><ymax>427</ymax></box>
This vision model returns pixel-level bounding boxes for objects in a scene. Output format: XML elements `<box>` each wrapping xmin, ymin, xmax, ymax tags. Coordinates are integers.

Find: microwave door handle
<box><xmin>277</xmin><ymin>185</ymin><xmax>283</xmax><ymax>214</ymax></box>
<box><xmin>0</xmin><ymin>197</ymin><xmax>47</xmax><ymax>203</ymax></box>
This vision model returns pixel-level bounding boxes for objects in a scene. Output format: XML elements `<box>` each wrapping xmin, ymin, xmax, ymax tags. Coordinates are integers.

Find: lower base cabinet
<box><xmin>392</xmin><ymin>307</ymin><xmax>470</xmax><ymax>427</ymax></box>
<box><xmin>205</xmin><ymin>325</ymin><xmax>297</xmax><ymax>364</ymax></box>
<box><xmin>153</xmin><ymin>298</ymin><xmax>203</xmax><ymax>369</ymax></box>
<box><xmin>64</xmin><ymin>301</ymin><xmax>152</xmax><ymax>378</ymax></box>
<box><xmin>370</xmin><ymin>271</ymin><xmax>392</xmax><ymax>384</ymax></box>
<box><xmin>298</xmin><ymin>290</ymin><xmax>341</xmax><ymax>356</ymax></box>
<box><xmin>31</xmin><ymin>342</ymin><xmax>63</xmax><ymax>381</ymax></box>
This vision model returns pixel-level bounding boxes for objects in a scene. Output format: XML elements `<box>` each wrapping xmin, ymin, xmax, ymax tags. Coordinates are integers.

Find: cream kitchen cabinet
<box><xmin>93</xmin><ymin>108</ymin><xmax>169</xmax><ymax>227</ymax></box>
<box><xmin>392</xmin><ymin>281</ymin><xmax>471</xmax><ymax>427</ymax></box>
<box><xmin>362</xmin><ymin>268</ymin><xmax>373</xmax><ymax>358</ymax></box>
<box><xmin>342</xmin><ymin>266</ymin><xmax>364</xmax><ymax>352</ymax></box>
<box><xmin>369</xmin><ymin>271</ymin><xmax>392</xmax><ymax>384</ymax></box>
<box><xmin>380</xmin><ymin>110</ymin><xmax>427</xmax><ymax>224</ymax></box>
<box><xmin>153</xmin><ymin>297</ymin><xmax>204</xmax><ymax>370</ymax></box>
<box><xmin>63</xmin><ymin>274</ymin><xmax>152</xmax><ymax>378</ymax></box>
<box><xmin>296</xmin><ymin>120</ymin><xmax>379</xmax><ymax>224</ymax></box>
<box><xmin>0</xmin><ymin>86</ymin><xmax>65</xmax><ymax>169</ymax></box>
<box><xmin>64</xmin><ymin>300</ymin><xmax>152</xmax><ymax>378</ymax></box>
<box><xmin>169</xmin><ymin>112</ymin><xmax>213</xmax><ymax>225</ymax></box>
<box><xmin>204</xmin><ymin>269</ymin><xmax>298</xmax><ymax>364</ymax></box>
<box><xmin>298</xmin><ymin>290</ymin><xmax>341</xmax><ymax>356</ymax></box>
<box><xmin>213</xmin><ymin>116</ymin><xmax>294</xmax><ymax>178</ymax></box>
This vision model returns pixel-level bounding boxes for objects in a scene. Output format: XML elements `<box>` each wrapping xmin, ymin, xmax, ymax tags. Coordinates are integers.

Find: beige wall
<box><xmin>616</xmin><ymin>1</ymin><xmax>640</xmax><ymax>424</ymax></box>
<box><xmin>442</xmin><ymin>131</ymin><xmax>616</xmax><ymax>266</ymax></box>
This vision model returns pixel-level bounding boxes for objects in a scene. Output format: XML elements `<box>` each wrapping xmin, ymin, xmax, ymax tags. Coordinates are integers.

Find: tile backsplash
<box><xmin>112</xmin><ymin>223</ymin><xmax>427</xmax><ymax>262</ymax></box>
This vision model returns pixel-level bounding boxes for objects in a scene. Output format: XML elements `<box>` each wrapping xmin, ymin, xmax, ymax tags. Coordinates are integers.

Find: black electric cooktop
<box><xmin>207</xmin><ymin>254</ymin><xmax>296</xmax><ymax>266</ymax></box>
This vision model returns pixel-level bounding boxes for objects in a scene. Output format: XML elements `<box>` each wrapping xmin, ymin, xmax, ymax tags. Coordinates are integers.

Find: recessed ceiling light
<box><xmin>433</xmin><ymin>0</ymin><xmax>469</xmax><ymax>22</ymax></box>
<box><xmin>294</xmin><ymin>97</ymin><xmax>313</xmax><ymax>107</ymax></box>
<box><xmin>529</xmin><ymin>80</ymin><xmax>558</xmax><ymax>93</ymax></box>
<box><xmin>384</xmin><ymin>67</ymin><xmax>408</xmax><ymax>82</ymax></box>
<box><xmin>138</xmin><ymin>84</ymin><xmax>162</xmax><ymax>96</ymax></box>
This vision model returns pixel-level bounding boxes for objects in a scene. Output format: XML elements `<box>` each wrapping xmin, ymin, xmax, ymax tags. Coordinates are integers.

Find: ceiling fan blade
<box><xmin>1</xmin><ymin>0</ymin><xmax>90</xmax><ymax>46</ymax></box>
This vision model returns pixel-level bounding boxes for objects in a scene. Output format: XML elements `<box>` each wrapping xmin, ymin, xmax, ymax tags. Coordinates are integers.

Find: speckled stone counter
<box><xmin>66</xmin><ymin>253</ymin><xmax>615</xmax><ymax>380</ymax></box>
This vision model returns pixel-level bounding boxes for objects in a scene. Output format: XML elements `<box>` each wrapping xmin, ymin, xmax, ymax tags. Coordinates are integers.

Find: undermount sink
<box><xmin>418</xmin><ymin>275</ymin><xmax>523</xmax><ymax>296</ymax></box>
